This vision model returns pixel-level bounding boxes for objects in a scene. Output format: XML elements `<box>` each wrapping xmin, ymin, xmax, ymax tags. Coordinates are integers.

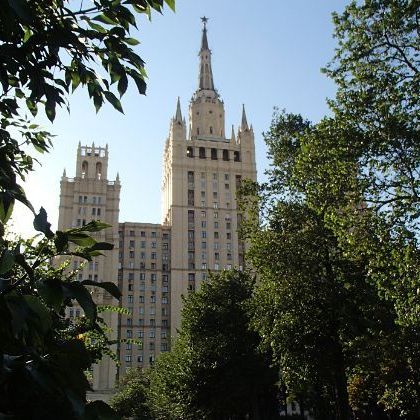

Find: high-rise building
<box><xmin>58</xmin><ymin>18</ymin><xmax>256</xmax><ymax>397</ymax></box>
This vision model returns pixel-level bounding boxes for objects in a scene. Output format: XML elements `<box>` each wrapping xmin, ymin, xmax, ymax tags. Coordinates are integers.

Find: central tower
<box><xmin>162</xmin><ymin>18</ymin><xmax>257</xmax><ymax>335</ymax></box>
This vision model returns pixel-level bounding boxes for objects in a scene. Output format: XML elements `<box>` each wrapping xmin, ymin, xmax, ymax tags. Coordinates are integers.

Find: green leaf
<box><xmin>0</xmin><ymin>193</ymin><xmax>14</xmax><ymax>223</ymax></box>
<box><xmin>104</xmin><ymin>91</ymin><xmax>124</xmax><ymax>113</ymax></box>
<box><xmin>86</xmin><ymin>20</ymin><xmax>107</xmax><ymax>33</ymax></box>
<box><xmin>37</xmin><ymin>278</ymin><xmax>64</xmax><ymax>312</ymax></box>
<box><xmin>63</xmin><ymin>282</ymin><xmax>96</xmax><ymax>323</ymax></box>
<box><xmin>55</xmin><ymin>231</ymin><xmax>69</xmax><ymax>253</ymax></box>
<box><xmin>82</xmin><ymin>281</ymin><xmax>121</xmax><ymax>299</ymax></box>
<box><xmin>0</xmin><ymin>249</ymin><xmax>15</xmax><ymax>275</ymax></box>
<box><xmin>93</xmin><ymin>14</ymin><xmax>115</xmax><ymax>25</ymax></box>
<box><xmin>88</xmin><ymin>242</ymin><xmax>114</xmax><ymax>252</ymax></box>
<box><xmin>67</xmin><ymin>233</ymin><xmax>96</xmax><ymax>248</ymax></box>
<box><xmin>67</xmin><ymin>220</ymin><xmax>111</xmax><ymax>234</ymax></box>
<box><xmin>164</xmin><ymin>0</ymin><xmax>176</xmax><ymax>12</ymax></box>
<box><xmin>33</xmin><ymin>207</ymin><xmax>54</xmax><ymax>238</ymax></box>
<box><xmin>23</xmin><ymin>295</ymin><xmax>52</xmax><ymax>334</ymax></box>
<box><xmin>124</xmin><ymin>37</ymin><xmax>140</xmax><ymax>46</ymax></box>
<box><xmin>117</xmin><ymin>74</ymin><xmax>128</xmax><ymax>97</ymax></box>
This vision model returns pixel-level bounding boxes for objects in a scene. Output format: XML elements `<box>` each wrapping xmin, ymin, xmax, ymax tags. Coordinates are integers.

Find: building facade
<box><xmin>58</xmin><ymin>19</ymin><xmax>256</xmax><ymax>393</ymax></box>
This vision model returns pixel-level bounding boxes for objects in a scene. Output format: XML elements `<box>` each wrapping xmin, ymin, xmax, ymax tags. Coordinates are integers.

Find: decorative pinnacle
<box><xmin>201</xmin><ymin>16</ymin><xmax>208</xmax><ymax>26</ymax></box>
<box><xmin>241</xmin><ymin>104</ymin><xmax>249</xmax><ymax>131</ymax></box>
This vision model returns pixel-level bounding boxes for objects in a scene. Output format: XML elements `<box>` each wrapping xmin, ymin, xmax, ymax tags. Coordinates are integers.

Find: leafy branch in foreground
<box><xmin>0</xmin><ymin>209</ymin><xmax>123</xmax><ymax>418</ymax></box>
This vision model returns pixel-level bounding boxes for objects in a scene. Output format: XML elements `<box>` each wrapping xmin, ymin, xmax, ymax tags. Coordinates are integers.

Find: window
<box><xmin>151</xmin><ymin>242</ymin><xmax>157</xmax><ymax>248</ymax></box>
<box><xmin>138</xmin><ymin>330</ymin><xmax>144</xmax><ymax>338</ymax></box>
<box><xmin>187</xmin><ymin>146</ymin><xmax>194</xmax><ymax>157</ymax></box>
<box><xmin>151</xmin><ymin>252</ymin><xmax>157</xmax><ymax>260</ymax></box>
<box><xmin>214</xmin><ymin>263</ymin><xmax>220</xmax><ymax>270</ymax></box>
<box><xmin>161</xmin><ymin>331</ymin><xmax>167</xmax><ymax>339</ymax></box>
<box><xmin>128</xmin><ymin>284</ymin><xmax>133</xmax><ymax>291</ymax></box>
<box><xmin>201</xmin><ymin>220</ymin><xmax>207</xmax><ymax>228</ymax></box>
<box><xmin>201</xmin><ymin>231</ymin><xmax>207</xmax><ymax>238</ymax></box>
<box><xmin>188</xmin><ymin>189</ymin><xmax>194</xmax><ymax>206</ymax></box>
<box><xmin>148</xmin><ymin>330</ymin><xmax>155</xmax><ymax>338</ymax></box>
<box><xmin>199</xmin><ymin>147</ymin><xmax>206</xmax><ymax>159</ymax></box>
<box><xmin>125</xmin><ymin>355</ymin><xmax>132</xmax><ymax>363</ymax></box>
<box><xmin>162</xmin><ymin>297</ymin><xmax>168</xmax><ymax>304</ymax></box>
<box><xmin>214</xmin><ymin>252</ymin><xmax>220</xmax><ymax>260</ymax></box>
<box><xmin>224</xmin><ymin>174</ymin><xmax>229</xmax><ymax>181</ymax></box>
<box><xmin>227</xmin><ymin>253</ymin><xmax>232</xmax><ymax>260</ymax></box>
<box><xmin>162</xmin><ymin>307</ymin><xmax>168</xmax><ymax>316</ymax></box>
<box><xmin>213</xmin><ymin>202</ymin><xmax>218</xmax><ymax>209</ymax></box>
<box><xmin>151</xmin><ymin>231</ymin><xmax>157</xmax><ymax>238</ymax></box>
<box><xmin>126</xmin><ymin>342</ymin><xmax>132</xmax><ymax>350</ymax></box>
<box><xmin>201</xmin><ymin>242</ymin><xmax>207</xmax><ymax>249</ymax></box>
<box><xmin>223</xmin><ymin>149</ymin><xmax>229</xmax><ymax>161</ymax></box>
<box><xmin>209</xmin><ymin>126</ymin><xmax>213</xmax><ymax>134</ymax></box>
<box><xmin>140</xmin><ymin>231</ymin><xmax>146</xmax><ymax>237</ymax></box>
<box><xmin>214</xmin><ymin>212</ymin><xmax>218</xmax><ymax>218</ymax></box>
<box><xmin>150</xmin><ymin>296</ymin><xmax>156</xmax><ymax>303</ymax></box>
<box><xmin>188</xmin><ymin>171</ymin><xmax>194</xmax><ymax>184</ymax></box>
<box><xmin>129</xmin><ymin>240</ymin><xmax>135</xmax><ymax>248</ymax></box>
<box><xmin>127</xmin><ymin>295</ymin><xmax>134</xmax><ymax>304</ymax></box>
<box><xmin>151</xmin><ymin>263</ymin><xmax>156</xmax><ymax>269</ymax></box>
<box><xmin>139</xmin><ymin>307</ymin><xmax>145</xmax><ymax>315</ymax></box>
<box><xmin>214</xmin><ymin>243</ymin><xmax>219</xmax><ymax>250</ymax></box>
<box><xmin>214</xmin><ymin>221</ymin><xmax>219</xmax><ymax>229</ymax></box>
<box><xmin>202</xmin><ymin>262</ymin><xmax>207</xmax><ymax>269</ymax></box>
<box><xmin>129</xmin><ymin>251</ymin><xmax>134</xmax><ymax>258</ymax></box>
<box><xmin>234</xmin><ymin>151</ymin><xmax>240</xmax><ymax>161</ymax></box>
<box><xmin>140</xmin><ymin>273</ymin><xmax>145</xmax><ymax>281</ymax></box>
<box><xmin>201</xmin><ymin>211</ymin><xmax>206</xmax><ymax>218</ymax></box>
<box><xmin>213</xmin><ymin>173</ymin><xmax>218</xmax><ymax>180</ymax></box>
<box><xmin>141</xmin><ymin>241</ymin><xmax>146</xmax><ymax>248</ymax></box>
<box><xmin>129</xmin><ymin>230</ymin><xmax>135</xmax><ymax>236</ymax></box>
<box><xmin>161</xmin><ymin>343</ymin><xmax>168</xmax><ymax>351</ymax></box>
<box><xmin>227</xmin><ymin>232</ymin><xmax>231</xmax><ymax>239</ymax></box>
<box><xmin>126</xmin><ymin>330</ymin><xmax>132</xmax><ymax>338</ymax></box>
<box><xmin>211</xmin><ymin>148</ymin><xmax>217</xmax><ymax>160</ymax></box>
<box><xmin>226</xmin><ymin>222</ymin><xmax>231</xmax><ymax>230</ymax></box>
<box><xmin>141</xmin><ymin>251</ymin><xmax>146</xmax><ymax>259</ymax></box>
<box><xmin>139</xmin><ymin>295</ymin><xmax>145</xmax><ymax>303</ymax></box>
<box><xmin>214</xmin><ymin>231</ymin><xmax>219</xmax><ymax>239</ymax></box>
<box><xmin>137</xmin><ymin>355</ymin><xmax>143</xmax><ymax>363</ymax></box>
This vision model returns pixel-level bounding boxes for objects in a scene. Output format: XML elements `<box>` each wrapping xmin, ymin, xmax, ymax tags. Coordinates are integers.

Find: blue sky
<box><xmin>11</xmin><ymin>0</ymin><xmax>350</xmax><ymax>236</ymax></box>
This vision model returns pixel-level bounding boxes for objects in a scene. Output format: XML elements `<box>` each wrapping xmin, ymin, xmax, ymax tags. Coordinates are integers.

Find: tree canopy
<box><xmin>240</xmin><ymin>1</ymin><xmax>420</xmax><ymax>418</ymax></box>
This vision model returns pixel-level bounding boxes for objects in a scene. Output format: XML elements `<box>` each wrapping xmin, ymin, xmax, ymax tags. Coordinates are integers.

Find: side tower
<box><xmin>161</xmin><ymin>18</ymin><xmax>257</xmax><ymax>335</ymax></box>
<box><xmin>58</xmin><ymin>143</ymin><xmax>121</xmax><ymax>397</ymax></box>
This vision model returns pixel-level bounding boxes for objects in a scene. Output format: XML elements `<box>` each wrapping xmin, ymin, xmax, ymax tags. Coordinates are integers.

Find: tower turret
<box><xmin>189</xmin><ymin>17</ymin><xmax>225</xmax><ymax>140</ymax></box>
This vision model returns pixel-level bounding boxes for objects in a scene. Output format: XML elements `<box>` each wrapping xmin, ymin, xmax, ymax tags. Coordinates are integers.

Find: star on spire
<box><xmin>201</xmin><ymin>16</ymin><xmax>208</xmax><ymax>26</ymax></box>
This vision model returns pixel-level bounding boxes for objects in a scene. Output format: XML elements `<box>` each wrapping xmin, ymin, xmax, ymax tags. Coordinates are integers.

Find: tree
<box><xmin>240</xmin><ymin>110</ymin><xmax>420</xmax><ymax>419</ymax></box>
<box><xmin>110</xmin><ymin>368</ymin><xmax>153</xmax><ymax>419</ymax></box>
<box><xmin>148</xmin><ymin>270</ymin><xmax>279</xmax><ymax>420</ymax></box>
<box><xmin>240</xmin><ymin>1</ymin><xmax>419</xmax><ymax>416</ymax></box>
<box><xmin>0</xmin><ymin>1</ymin><xmax>175</xmax><ymax>418</ymax></box>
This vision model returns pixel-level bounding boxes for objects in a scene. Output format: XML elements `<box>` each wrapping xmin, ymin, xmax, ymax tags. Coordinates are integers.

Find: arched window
<box><xmin>96</xmin><ymin>162</ymin><xmax>102</xmax><ymax>180</ymax></box>
<box><xmin>209</xmin><ymin>126</ymin><xmax>213</xmax><ymax>134</ymax></box>
<box><xmin>234</xmin><ymin>151</ymin><xmax>240</xmax><ymax>162</ymax></box>
<box><xmin>82</xmin><ymin>161</ymin><xmax>88</xmax><ymax>178</ymax></box>
<box><xmin>199</xmin><ymin>147</ymin><xmax>206</xmax><ymax>159</ymax></box>
<box><xmin>222</xmin><ymin>149</ymin><xmax>229</xmax><ymax>161</ymax></box>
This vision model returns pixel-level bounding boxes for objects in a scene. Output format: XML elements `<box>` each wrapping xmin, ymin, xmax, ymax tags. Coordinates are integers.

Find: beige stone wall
<box><xmin>117</xmin><ymin>223</ymin><xmax>171</xmax><ymax>376</ymax></box>
<box><xmin>58</xmin><ymin>144</ymin><xmax>120</xmax><ymax>392</ymax></box>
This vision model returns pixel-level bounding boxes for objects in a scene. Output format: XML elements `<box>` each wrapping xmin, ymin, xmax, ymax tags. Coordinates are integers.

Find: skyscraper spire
<box><xmin>241</xmin><ymin>104</ymin><xmax>249</xmax><ymax>131</ymax></box>
<box><xmin>174</xmin><ymin>96</ymin><xmax>182</xmax><ymax>122</ymax></box>
<box><xmin>198</xmin><ymin>16</ymin><xmax>215</xmax><ymax>91</ymax></box>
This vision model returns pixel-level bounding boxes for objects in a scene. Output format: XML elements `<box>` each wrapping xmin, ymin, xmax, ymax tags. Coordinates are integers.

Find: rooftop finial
<box><xmin>175</xmin><ymin>96</ymin><xmax>183</xmax><ymax>122</ymax></box>
<box><xmin>200</xmin><ymin>16</ymin><xmax>209</xmax><ymax>51</ymax></box>
<box><xmin>241</xmin><ymin>104</ymin><xmax>249</xmax><ymax>131</ymax></box>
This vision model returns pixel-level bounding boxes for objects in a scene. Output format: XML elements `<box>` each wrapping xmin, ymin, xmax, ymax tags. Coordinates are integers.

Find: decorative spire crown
<box><xmin>198</xmin><ymin>17</ymin><xmax>215</xmax><ymax>91</ymax></box>
<box><xmin>174</xmin><ymin>96</ymin><xmax>183</xmax><ymax>122</ymax></box>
